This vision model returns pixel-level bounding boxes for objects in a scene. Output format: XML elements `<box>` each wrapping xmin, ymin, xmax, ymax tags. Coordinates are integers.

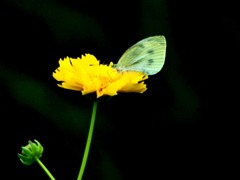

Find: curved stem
<box><xmin>35</xmin><ymin>157</ymin><xmax>56</xmax><ymax>180</ymax></box>
<box><xmin>77</xmin><ymin>101</ymin><xmax>98</xmax><ymax>180</ymax></box>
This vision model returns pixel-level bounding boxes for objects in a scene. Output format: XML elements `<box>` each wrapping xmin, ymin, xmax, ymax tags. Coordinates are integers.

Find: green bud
<box><xmin>18</xmin><ymin>140</ymin><xmax>44</xmax><ymax>165</ymax></box>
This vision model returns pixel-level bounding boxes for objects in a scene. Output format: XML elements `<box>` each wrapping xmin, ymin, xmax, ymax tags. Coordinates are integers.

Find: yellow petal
<box><xmin>53</xmin><ymin>54</ymin><xmax>148</xmax><ymax>98</ymax></box>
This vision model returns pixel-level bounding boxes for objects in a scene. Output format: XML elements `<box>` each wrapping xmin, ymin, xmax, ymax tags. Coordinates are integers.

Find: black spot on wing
<box><xmin>147</xmin><ymin>49</ymin><xmax>154</xmax><ymax>54</ymax></box>
<box><xmin>148</xmin><ymin>59</ymin><xmax>154</xmax><ymax>65</ymax></box>
<box><xmin>159</xmin><ymin>41</ymin><xmax>166</xmax><ymax>46</ymax></box>
<box><xmin>138</xmin><ymin>44</ymin><xmax>145</xmax><ymax>48</ymax></box>
<box><xmin>126</xmin><ymin>44</ymin><xmax>146</xmax><ymax>58</ymax></box>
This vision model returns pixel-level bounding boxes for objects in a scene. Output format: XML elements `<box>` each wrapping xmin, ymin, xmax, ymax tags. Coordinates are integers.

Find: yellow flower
<box><xmin>53</xmin><ymin>54</ymin><xmax>148</xmax><ymax>98</ymax></box>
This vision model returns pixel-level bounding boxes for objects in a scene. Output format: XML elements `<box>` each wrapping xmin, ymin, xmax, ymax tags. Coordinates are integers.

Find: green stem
<box><xmin>35</xmin><ymin>157</ymin><xmax>56</xmax><ymax>180</ymax></box>
<box><xmin>77</xmin><ymin>101</ymin><xmax>98</xmax><ymax>180</ymax></box>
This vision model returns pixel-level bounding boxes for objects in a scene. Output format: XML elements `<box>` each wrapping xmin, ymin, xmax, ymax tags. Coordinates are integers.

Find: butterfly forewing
<box><xmin>116</xmin><ymin>36</ymin><xmax>166</xmax><ymax>75</ymax></box>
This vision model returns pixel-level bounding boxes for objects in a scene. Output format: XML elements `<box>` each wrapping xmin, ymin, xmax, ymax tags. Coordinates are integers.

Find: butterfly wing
<box><xmin>116</xmin><ymin>35</ymin><xmax>166</xmax><ymax>75</ymax></box>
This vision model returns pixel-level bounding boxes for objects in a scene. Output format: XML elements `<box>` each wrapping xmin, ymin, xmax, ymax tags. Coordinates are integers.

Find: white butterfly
<box><xmin>113</xmin><ymin>35</ymin><xmax>166</xmax><ymax>75</ymax></box>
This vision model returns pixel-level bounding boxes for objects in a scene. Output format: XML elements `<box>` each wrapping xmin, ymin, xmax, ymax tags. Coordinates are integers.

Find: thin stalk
<box><xmin>35</xmin><ymin>157</ymin><xmax>56</xmax><ymax>180</ymax></box>
<box><xmin>77</xmin><ymin>101</ymin><xmax>98</xmax><ymax>180</ymax></box>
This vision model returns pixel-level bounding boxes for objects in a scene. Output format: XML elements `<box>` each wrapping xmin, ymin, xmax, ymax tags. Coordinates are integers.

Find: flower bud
<box><xmin>18</xmin><ymin>140</ymin><xmax>44</xmax><ymax>165</ymax></box>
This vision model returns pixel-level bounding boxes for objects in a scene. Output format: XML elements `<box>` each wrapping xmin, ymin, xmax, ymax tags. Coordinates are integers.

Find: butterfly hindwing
<box><xmin>116</xmin><ymin>36</ymin><xmax>166</xmax><ymax>75</ymax></box>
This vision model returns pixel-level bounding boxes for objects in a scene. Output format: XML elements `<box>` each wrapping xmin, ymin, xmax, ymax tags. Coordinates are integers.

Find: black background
<box><xmin>1</xmin><ymin>0</ymin><xmax>237</xmax><ymax>179</ymax></box>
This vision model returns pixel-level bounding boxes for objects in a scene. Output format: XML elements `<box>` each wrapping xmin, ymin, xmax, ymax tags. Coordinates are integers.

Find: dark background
<box><xmin>1</xmin><ymin>0</ymin><xmax>237</xmax><ymax>179</ymax></box>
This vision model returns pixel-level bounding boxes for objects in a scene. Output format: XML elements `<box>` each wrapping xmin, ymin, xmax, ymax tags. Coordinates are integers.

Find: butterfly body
<box><xmin>113</xmin><ymin>35</ymin><xmax>166</xmax><ymax>75</ymax></box>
